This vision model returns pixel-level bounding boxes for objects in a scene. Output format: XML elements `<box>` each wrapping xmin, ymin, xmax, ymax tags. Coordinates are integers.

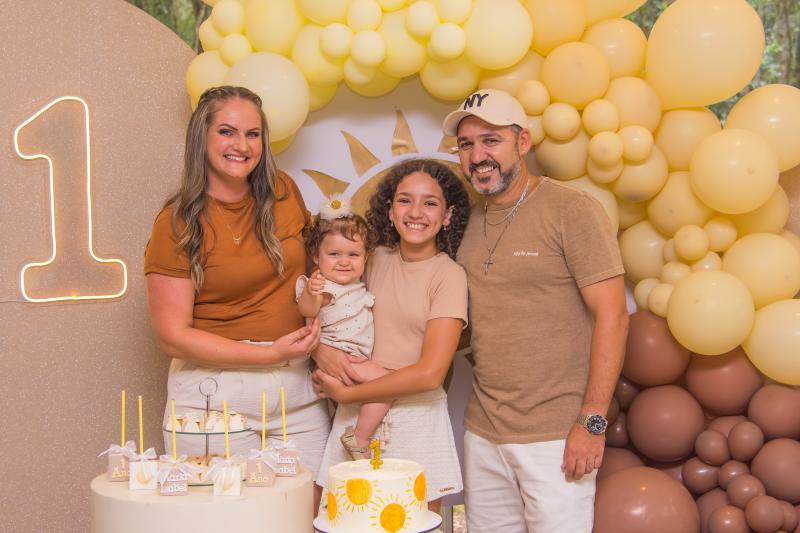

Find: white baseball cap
<box><xmin>442</xmin><ymin>89</ymin><xmax>528</xmax><ymax>136</ymax></box>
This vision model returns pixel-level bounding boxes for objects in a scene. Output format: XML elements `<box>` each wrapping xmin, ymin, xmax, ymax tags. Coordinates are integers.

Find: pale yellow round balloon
<box><xmin>731</xmin><ymin>185</ymin><xmax>789</xmax><ymax>236</ymax></box>
<box><xmin>419</xmin><ymin>56</ymin><xmax>481</xmax><ymax>101</ymax></box>
<box><xmin>692</xmin><ymin>251</ymin><xmax>722</xmax><ymax>272</ymax></box>
<box><xmin>619</xmin><ymin>125</ymin><xmax>653</xmax><ymax>162</ymax></box>
<box><xmin>351</xmin><ymin>30</ymin><xmax>386</xmax><ymax>67</ymax></box>
<box><xmin>674</xmin><ymin>224</ymin><xmax>709</xmax><ymax>261</ymax></box>
<box><xmin>298</xmin><ymin>0</ymin><xmax>349</xmax><ymax>25</ymax></box>
<box><xmin>617</xmin><ymin>197</ymin><xmax>647</xmax><ymax>229</ymax></box>
<box><xmin>723</xmin><ymin>233</ymin><xmax>800</xmax><ymax>309</ymax></box>
<box><xmin>663</xmin><ymin>239</ymin><xmax>678</xmax><ymax>262</ymax></box>
<box><xmin>428</xmin><ymin>23</ymin><xmax>466</xmax><ymax>62</ymax></box>
<box><xmin>727</xmin><ymin>84</ymin><xmax>800</xmax><ymax>172</ymax></box>
<box><xmin>348</xmin><ymin>0</ymin><xmax>383</xmax><ymax>31</ymax></box>
<box><xmin>619</xmin><ymin>220</ymin><xmax>667</xmax><ymax>283</ymax></box>
<box><xmin>661</xmin><ymin>261</ymin><xmax>691</xmax><ymax>285</ymax></box>
<box><xmin>584</xmin><ymin>0</ymin><xmax>646</xmax><ymax>25</ymax></box>
<box><xmin>464</xmin><ymin>0</ymin><xmax>532</xmax><ymax>70</ymax></box>
<box><xmin>270</xmin><ymin>133</ymin><xmax>295</xmax><ymax>154</ymax></box>
<box><xmin>320</xmin><ymin>23</ymin><xmax>353</xmax><ymax>59</ymax></box>
<box><xmin>212</xmin><ymin>0</ymin><xmax>245</xmax><ymax>36</ymax></box>
<box><xmin>647</xmin><ymin>171</ymin><xmax>715</xmax><ymax>236</ymax></box>
<box><xmin>587</xmin><ymin>158</ymin><xmax>623</xmax><ymax>185</ymax></box>
<box><xmin>345</xmin><ymin>68</ymin><xmax>400</xmax><ymax>97</ymax></box>
<box><xmin>582</xmin><ymin>18</ymin><xmax>646</xmax><ymax>79</ymax></box>
<box><xmin>604</xmin><ymin>76</ymin><xmax>662</xmax><ymax>132</ymax></box>
<box><xmin>344</xmin><ymin>58</ymin><xmax>377</xmax><ymax>85</ymax></box>
<box><xmin>645</xmin><ymin>0</ymin><xmax>765</xmax><ymax>109</ymax></box>
<box><xmin>199</xmin><ymin>18</ymin><xmax>224</xmax><ymax>51</ymax></box>
<box><xmin>378</xmin><ymin>10</ymin><xmax>428</xmax><ymax>78</ymax></box>
<box><xmin>525</xmin><ymin>0</ymin><xmax>587</xmax><ymax>56</ymax></box>
<box><xmin>479</xmin><ymin>52</ymin><xmax>544</xmax><ymax>96</ymax></box>
<box><xmin>435</xmin><ymin>0</ymin><xmax>472</xmax><ymax>23</ymax></box>
<box><xmin>245</xmin><ymin>0</ymin><xmax>305</xmax><ymax>56</ymax></box>
<box><xmin>582</xmin><ymin>98</ymin><xmax>620</xmax><ymax>136</ymax></box>
<box><xmin>589</xmin><ymin>131</ymin><xmax>623</xmax><ymax>167</ymax></box>
<box><xmin>648</xmin><ymin>283</ymin><xmax>674</xmax><ymax>318</ymax></box>
<box><xmin>534</xmin><ymin>129</ymin><xmax>589</xmax><ymax>181</ymax></box>
<box><xmin>527</xmin><ymin>115</ymin><xmax>545</xmax><ymax>145</ymax></box>
<box><xmin>406</xmin><ymin>1</ymin><xmax>439</xmax><ymax>38</ymax></box>
<box><xmin>742</xmin><ymin>299</ymin><xmax>800</xmax><ymax>385</ymax></box>
<box><xmin>781</xmin><ymin>229</ymin><xmax>800</xmax><ymax>259</ymax></box>
<box><xmin>704</xmin><ymin>217</ymin><xmax>738</xmax><ymax>253</ymax></box>
<box><xmin>292</xmin><ymin>25</ymin><xmax>345</xmax><ymax>86</ymax></box>
<box><xmin>308</xmin><ymin>83</ymin><xmax>338</xmax><ymax>111</ymax></box>
<box><xmin>186</xmin><ymin>51</ymin><xmax>229</xmax><ymax>107</ymax></box>
<box><xmin>562</xmin><ymin>176</ymin><xmax>620</xmax><ymax>233</ymax></box>
<box><xmin>516</xmin><ymin>80</ymin><xmax>550</xmax><ymax>116</ymax></box>
<box><xmin>611</xmin><ymin>145</ymin><xmax>668</xmax><ymax>202</ymax></box>
<box><xmin>634</xmin><ymin>277</ymin><xmax>660</xmax><ymax>311</ymax></box>
<box><xmin>219</xmin><ymin>34</ymin><xmax>252</xmax><ymax>66</ymax></box>
<box><xmin>667</xmin><ymin>270</ymin><xmax>755</xmax><ymax>355</ymax></box>
<box><xmin>690</xmin><ymin>129</ymin><xmax>780</xmax><ymax>215</ymax></box>
<box><xmin>654</xmin><ymin>108</ymin><xmax>721</xmax><ymax>171</ymax></box>
<box><xmin>378</xmin><ymin>0</ymin><xmax>407</xmax><ymax>11</ymax></box>
<box><xmin>542</xmin><ymin>103</ymin><xmax>581</xmax><ymax>141</ymax></box>
<box><xmin>540</xmin><ymin>42</ymin><xmax>610</xmax><ymax>109</ymax></box>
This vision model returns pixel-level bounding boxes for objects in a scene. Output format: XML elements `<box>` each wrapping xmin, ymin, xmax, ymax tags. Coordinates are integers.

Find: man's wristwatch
<box><xmin>577</xmin><ymin>413</ymin><xmax>608</xmax><ymax>435</ymax></box>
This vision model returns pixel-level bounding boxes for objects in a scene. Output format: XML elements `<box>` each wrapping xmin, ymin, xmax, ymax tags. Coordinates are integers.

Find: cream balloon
<box><xmin>692</xmin><ymin>251</ymin><xmax>722</xmax><ymax>272</ymax></box>
<box><xmin>781</xmin><ymin>229</ymin><xmax>800</xmax><ymax>259</ymax></box>
<box><xmin>308</xmin><ymin>83</ymin><xmax>338</xmax><ymax>111</ymax></box>
<box><xmin>297</xmin><ymin>0</ymin><xmax>349</xmax><ymax>25</ymax></box>
<box><xmin>351</xmin><ymin>30</ymin><xmax>386</xmax><ymax>67</ymax></box>
<box><xmin>270</xmin><ymin>133</ymin><xmax>294</xmax><ymax>155</ymax></box>
<box><xmin>742</xmin><ymin>299</ymin><xmax>800</xmax><ymax>385</ymax></box>
<box><xmin>345</xmin><ymin>68</ymin><xmax>400</xmax><ymax>97</ymax></box>
<box><xmin>525</xmin><ymin>0</ymin><xmax>587</xmax><ymax>56</ymax></box>
<box><xmin>344</xmin><ymin>58</ymin><xmax>377</xmax><ymax>85</ymax></box>
<box><xmin>584</xmin><ymin>0</ymin><xmax>646</xmax><ymax>25</ymax></box>
<box><xmin>464</xmin><ymin>0</ymin><xmax>532</xmax><ymax>70</ymax></box>
<box><xmin>611</xmin><ymin>145</ymin><xmax>668</xmax><ymax>202</ymax></box>
<box><xmin>661</xmin><ymin>261</ymin><xmax>692</xmax><ymax>285</ymax></box>
<box><xmin>378</xmin><ymin>10</ymin><xmax>428</xmax><ymax>78</ymax></box>
<box><xmin>406</xmin><ymin>1</ymin><xmax>439</xmax><ymax>38</ymax></box>
<box><xmin>634</xmin><ymin>277</ymin><xmax>661</xmax><ymax>311</ymax></box>
<box><xmin>605</xmin><ymin>76</ymin><xmax>662</xmax><ymax>132</ymax></box>
<box><xmin>186</xmin><ymin>51</ymin><xmax>229</xmax><ymax>107</ymax></box>
<box><xmin>619</xmin><ymin>220</ymin><xmax>667</xmax><ymax>283</ymax></box>
<box><xmin>479</xmin><ymin>52</ymin><xmax>544</xmax><ymax>96</ymax></box>
<box><xmin>292</xmin><ymin>25</ymin><xmax>344</xmax><ymax>86</ymax></box>
<box><xmin>722</xmin><ymin>233</ymin><xmax>800</xmax><ymax>308</ymax></box>
<box><xmin>219</xmin><ymin>34</ymin><xmax>252</xmax><ymax>66</ymax></box>
<box><xmin>662</xmin><ymin>239</ymin><xmax>678</xmax><ymax>262</ymax></box>
<box><xmin>419</xmin><ymin>56</ymin><xmax>481</xmax><ymax>101</ymax></box>
<box><xmin>516</xmin><ymin>80</ymin><xmax>550</xmax><ymax>115</ymax></box>
<box><xmin>582</xmin><ymin>98</ymin><xmax>620</xmax><ymax>135</ymax></box>
<box><xmin>224</xmin><ymin>52</ymin><xmax>310</xmax><ymax>141</ymax></box>
<box><xmin>435</xmin><ymin>0</ymin><xmax>472</xmax><ymax>23</ymax></box>
<box><xmin>619</xmin><ymin>125</ymin><xmax>653</xmax><ymax>162</ymax></box>
<box><xmin>199</xmin><ymin>18</ymin><xmax>223</xmax><ymax>51</ymax></box>
<box><xmin>542</xmin><ymin>103</ymin><xmax>581</xmax><ymax>141</ymax></box>
<box><xmin>589</xmin><ymin>131</ymin><xmax>624</xmax><ymax>167</ymax></box>
<box><xmin>667</xmin><ymin>270</ymin><xmax>755</xmax><ymax>356</ymax></box>
<box><xmin>587</xmin><ymin>158</ymin><xmax>623</xmax><ymax>184</ymax></box>
<box><xmin>674</xmin><ymin>225</ymin><xmax>709</xmax><ymax>261</ymax></box>
<box><xmin>704</xmin><ymin>217</ymin><xmax>738</xmax><ymax>253</ymax></box>
<box><xmin>320</xmin><ymin>23</ymin><xmax>353</xmax><ymax>59</ymax></box>
<box><xmin>378</xmin><ymin>0</ymin><xmax>407</xmax><ymax>11</ymax></box>
<box><xmin>648</xmin><ymin>283</ymin><xmax>674</xmax><ymax>318</ymax></box>
<box><xmin>527</xmin><ymin>116</ymin><xmax>545</xmax><ymax>145</ymax></box>
<box><xmin>582</xmin><ymin>18</ymin><xmax>646</xmax><ymax>79</ymax></box>
<box><xmin>730</xmin><ymin>184</ymin><xmax>790</xmax><ymax>236</ymax></box>
<box><xmin>654</xmin><ymin>108</ymin><xmax>721</xmax><ymax>171</ymax></box>
<box><xmin>540</xmin><ymin>42</ymin><xmax>610</xmax><ymax>109</ymax></box>
<box><xmin>428</xmin><ymin>23</ymin><xmax>466</xmax><ymax>62</ymax></box>
<box><xmin>534</xmin><ymin>129</ymin><xmax>589</xmax><ymax>181</ymax></box>
<box><xmin>562</xmin><ymin>176</ymin><xmax>620</xmax><ymax>233</ymax></box>
<box><xmin>689</xmin><ymin>129</ymin><xmax>780</xmax><ymax>215</ymax></box>
<box><xmin>645</xmin><ymin>0</ymin><xmax>765</xmax><ymax>109</ymax></box>
<box><xmin>617</xmin><ymin>197</ymin><xmax>647</xmax><ymax>230</ymax></box>
<box><xmin>212</xmin><ymin>0</ymin><xmax>245</xmax><ymax>36</ymax></box>
<box><xmin>348</xmin><ymin>0</ymin><xmax>383</xmax><ymax>31</ymax></box>
<box><xmin>244</xmin><ymin>0</ymin><xmax>305</xmax><ymax>56</ymax></box>
<box><xmin>648</xmin><ymin>171</ymin><xmax>715</xmax><ymax>236</ymax></box>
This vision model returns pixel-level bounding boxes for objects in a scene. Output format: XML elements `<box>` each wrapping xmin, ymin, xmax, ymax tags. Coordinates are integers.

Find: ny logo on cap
<box><xmin>463</xmin><ymin>93</ymin><xmax>489</xmax><ymax>110</ymax></box>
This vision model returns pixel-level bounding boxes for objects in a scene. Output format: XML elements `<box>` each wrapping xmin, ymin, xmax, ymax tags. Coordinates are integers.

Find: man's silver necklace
<box><xmin>482</xmin><ymin>177</ymin><xmax>532</xmax><ymax>275</ymax></box>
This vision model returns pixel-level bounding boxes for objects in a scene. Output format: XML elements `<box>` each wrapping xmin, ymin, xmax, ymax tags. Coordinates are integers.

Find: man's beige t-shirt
<box><xmin>366</xmin><ymin>246</ymin><xmax>468</xmax><ymax>370</ymax></box>
<box><xmin>457</xmin><ymin>177</ymin><xmax>624</xmax><ymax>444</ymax></box>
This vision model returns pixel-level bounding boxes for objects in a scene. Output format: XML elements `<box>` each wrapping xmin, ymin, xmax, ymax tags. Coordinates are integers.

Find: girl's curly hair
<box><xmin>366</xmin><ymin>159</ymin><xmax>470</xmax><ymax>259</ymax></box>
<box><xmin>304</xmin><ymin>214</ymin><xmax>376</xmax><ymax>260</ymax></box>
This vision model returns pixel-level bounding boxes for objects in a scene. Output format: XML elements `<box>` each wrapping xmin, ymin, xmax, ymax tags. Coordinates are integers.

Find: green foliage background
<box><xmin>128</xmin><ymin>0</ymin><xmax>799</xmax><ymax>119</ymax></box>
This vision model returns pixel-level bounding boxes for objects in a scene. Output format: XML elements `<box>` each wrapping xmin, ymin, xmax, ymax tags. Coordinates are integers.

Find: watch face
<box><xmin>587</xmin><ymin>415</ymin><xmax>608</xmax><ymax>435</ymax></box>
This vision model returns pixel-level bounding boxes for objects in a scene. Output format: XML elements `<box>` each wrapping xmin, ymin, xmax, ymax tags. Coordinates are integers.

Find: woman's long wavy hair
<box><xmin>165</xmin><ymin>86</ymin><xmax>286</xmax><ymax>290</ymax></box>
<box><xmin>366</xmin><ymin>159</ymin><xmax>470</xmax><ymax>259</ymax></box>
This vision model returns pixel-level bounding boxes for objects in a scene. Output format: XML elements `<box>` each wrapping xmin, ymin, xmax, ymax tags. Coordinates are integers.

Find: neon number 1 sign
<box><xmin>13</xmin><ymin>96</ymin><xmax>128</xmax><ymax>303</ymax></box>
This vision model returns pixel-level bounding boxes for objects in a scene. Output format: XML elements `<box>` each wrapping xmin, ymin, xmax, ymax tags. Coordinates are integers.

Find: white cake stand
<box><xmin>313</xmin><ymin>511</ymin><xmax>442</xmax><ymax>533</ymax></box>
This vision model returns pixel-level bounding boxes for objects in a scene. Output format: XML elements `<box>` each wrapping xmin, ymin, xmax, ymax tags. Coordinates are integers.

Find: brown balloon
<box><xmin>748</xmin><ymin>384</ymin><xmax>800</xmax><ymax>440</ymax></box>
<box><xmin>696</xmin><ymin>429</ymin><xmax>732</xmax><ymax>466</ymax></box>
<box><xmin>781</xmin><ymin>500</ymin><xmax>798</xmax><ymax>532</ymax></box>
<box><xmin>698</xmin><ymin>488</ymin><xmax>731</xmax><ymax>533</ymax></box>
<box><xmin>719</xmin><ymin>460</ymin><xmax>750</xmax><ymax>491</ymax></box>
<box><xmin>709</xmin><ymin>505</ymin><xmax>749</xmax><ymax>532</ymax></box>
<box><xmin>606</xmin><ymin>411</ymin><xmax>630</xmax><ymax>448</ymax></box>
<box><xmin>683</xmin><ymin>457</ymin><xmax>719</xmax><ymax>494</ymax></box>
<box><xmin>594</xmin><ymin>467</ymin><xmax>699</xmax><ymax>533</ymax></box>
<box><xmin>793</xmin><ymin>504</ymin><xmax>800</xmax><ymax>533</ymax></box>
<box><xmin>615</xmin><ymin>376</ymin><xmax>640</xmax><ymax>411</ymax></box>
<box><xmin>746</xmin><ymin>495</ymin><xmax>784</xmax><ymax>533</ymax></box>
<box><xmin>608</xmin><ymin>396</ymin><xmax>621</xmax><ymax>425</ymax></box>
<box><xmin>728</xmin><ymin>421</ymin><xmax>765</xmax><ymax>463</ymax></box>
<box><xmin>623</xmin><ymin>311</ymin><xmax>691</xmax><ymax>386</ymax></box>
<box><xmin>598</xmin><ymin>447</ymin><xmax>644</xmax><ymax>481</ymax></box>
<box><xmin>751</xmin><ymin>439</ymin><xmax>800</xmax><ymax>504</ymax></box>
<box><xmin>647</xmin><ymin>459</ymin><xmax>685</xmax><ymax>484</ymax></box>
<box><xmin>728</xmin><ymin>474</ymin><xmax>767</xmax><ymax>509</ymax></box>
<box><xmin>708</xmin><ymin>415</ymin><xmax>748</xmax><ymax>437</ymax></box>
<box><xmin>685</xmin><ymin>348</ymin><xmax>763</xmax><ymax>415</ymax></box>
<box><xmin>627</xmin><ymin>385</ymin><xmax>705</xmax><ymax>462</ymax></box>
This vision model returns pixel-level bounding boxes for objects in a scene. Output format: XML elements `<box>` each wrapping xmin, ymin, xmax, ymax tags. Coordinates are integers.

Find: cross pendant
<box><xmin>483</xmin><ymin>256</ymin><xmax>493</xmax><ymax>275</ymax></box>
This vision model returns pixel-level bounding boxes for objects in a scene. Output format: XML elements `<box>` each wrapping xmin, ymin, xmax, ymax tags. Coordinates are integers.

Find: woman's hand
<box><xmin>312</xmin><ymin>368</ymin><xmax>347</xmax><ymax>402</ymax></box>
<box><xmin>311</xmin><ymin>343</ymin><xmax>364</xmax><ymax>385</ymax></box>
<box><xmin>270</xmin><ymin>317</ymin><xmax>321</xmax><ymax>363</ymax></box>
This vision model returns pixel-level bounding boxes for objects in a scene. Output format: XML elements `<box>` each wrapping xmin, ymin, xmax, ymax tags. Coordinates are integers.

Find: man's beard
<box><xmin>469</xmin><ymin>157</ymin><xmax>522</xmax><ymax>197</ymax></box>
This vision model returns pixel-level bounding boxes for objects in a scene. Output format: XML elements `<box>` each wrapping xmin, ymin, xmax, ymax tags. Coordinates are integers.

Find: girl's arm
<box><xmin>313</xmin><ymin>317</ymin><xmax>463</xmax><ymax>403</ymax></box>
<box><xmin>147</xmin><ymin>273</ymin><xmax>320</xmax><ymax>368</ymax></box>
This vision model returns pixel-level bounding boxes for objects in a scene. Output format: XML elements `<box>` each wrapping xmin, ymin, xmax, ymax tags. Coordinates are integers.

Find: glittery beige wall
<box><xmin>0</xmin><ymin>2</ymin><xmax>193</xmax><ymax>531</ymax></box>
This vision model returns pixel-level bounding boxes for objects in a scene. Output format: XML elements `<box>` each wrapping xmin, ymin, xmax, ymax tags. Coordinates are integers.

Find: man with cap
<box><xmin>442</xmin><ymin>89</ymin><xmax>628</xmax><ymax>531</ymax></box>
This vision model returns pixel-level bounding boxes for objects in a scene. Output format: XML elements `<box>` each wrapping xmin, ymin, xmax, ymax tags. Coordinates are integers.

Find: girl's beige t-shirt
<box><xmin>366</xmin><ymin>246</ymin><xmax>468</xmax><ymax>370</ymax></box>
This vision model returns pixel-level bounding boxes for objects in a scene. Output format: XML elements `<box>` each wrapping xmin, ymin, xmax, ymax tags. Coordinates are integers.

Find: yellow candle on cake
<box><xmin>261</xmin><ymin>391</ymin><xmax>266</xmax><ymax>451</ymax></box>
<box><xmin>280</xmin><ymin>386</ymin><xmax>287</xmax><ymax>443</ymax></box>
<box><xmin>170</xmin><ymin>399</ymin><xmax>177</xmax><ymax>460</ymax></box>
<box><xmin>120</xmin><ymin>390</ymin><xmax>126</xmax><ymax>447</ymax></box>
<box><xmin>223</xmin><ymin>399</ymin><xmax>230</xmax><ymax>460</ymax></box>
<box><xmin>138</xmin><ymin>395</ymin><xmax>144</xmax><ymax>453</ymax></box>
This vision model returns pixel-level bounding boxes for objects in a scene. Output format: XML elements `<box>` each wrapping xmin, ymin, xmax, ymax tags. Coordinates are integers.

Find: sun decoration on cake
<box><xmin>332</xmin><ymin>476</ymin><xmax>377</xmax><ymax>517</ymax></box>
<box><xmin>410</xmin><ymin>473</ymin><xmax>426</xmax><ymax>510</ymax></box>
<box><xmin>368</xmin><ymin>494</ymin><xmax>415</xmax><ymax>533</ymax></box>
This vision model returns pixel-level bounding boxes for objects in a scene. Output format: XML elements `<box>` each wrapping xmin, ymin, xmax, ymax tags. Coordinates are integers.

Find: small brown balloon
<box><xmin>598</xmin><ymin>447</ymin><xmax>644</xmax><ymax>481</ymax></box>
<box><xmin>698</xmin><ymin>488</ymin><xmax>731</xmax><ymax>533</ymax></box>
<box><xmin>780</xmin><ymin>500</ymin><xmax>798</xmax><ymax>531</ymax></box>
<box><xmin>623</xmin><ymin>311</ymin><xmax>691</xmax><ymax>386</ymax></box>
<box><xmin>709</xmin><ymin>415</ymin><xmax>748</xmax><ymax>437</ymax></box>
<box><xmin>647</xmin><ymin>459</ymin><xmax>684</xmax><ymax>484</ymax></box>
<box><xmin>728</xmin><ymin>474</ymin><xmax>767</xmax><ymax>509</ymax></box>
<box><xmin>751</xmin><ymin>439</ymin><xmax>800</xmax><ymax>504</ymax></box>
<box><xmin>719</xmin><ymin>460</ymin><xmax>750</xmax><ymax>491</ymax></box>
<box><xmin>696</xmin><ymin>429</ymin><xmax>731</xmax><ymax>466</ymax></box>
<box><xmin>683</xmin><ymin>457</ymin><xmax>719</xmax><ymax>494</ymax></box>
<box><xmin>608</xmin><ymin>396</ymin><xmax>621</xmax><ymax>425</ymax></box>
<box><xmin>606</xmin><ymin>411</ymin><xmax>630</xmax><ymax>448</ymax></box>
<box><xmin>748</xmin><ymin>384</ymin><xmax>800</xmax><ymax>440</ymax></box>
<box><xmin>746</xmin><ymin>495</ymin><xmax>784</xmax><ymax>533</ymax></box>
<box><xmin>729</xmin><ymin>421</ymin><xmax>765</xmax><ymax>463</ymax></box>
<box><xmin>685</xmin><ymin>348</ymin><xmax>763</xmax><ymax>415</ymax></box>
<box><xmin>709</xmin><ymin>505</ymin><xmax>749</xmax><ymax>533</ymax></box>
<box><xmin>615</xmin><ymin>376</ymin><xmax>640</xmax><ymax>411</ymax></box>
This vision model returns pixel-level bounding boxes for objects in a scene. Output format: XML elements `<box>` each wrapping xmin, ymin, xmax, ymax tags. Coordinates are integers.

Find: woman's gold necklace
<box><xmin>214</xmin><ymin>202</ymin><xmax>242</xmax><ymax>246</ymax></box>
<box><xmin>482</xmin><ymin>177</ymin><xmax>531</xmax><ymax>275</ymax></box>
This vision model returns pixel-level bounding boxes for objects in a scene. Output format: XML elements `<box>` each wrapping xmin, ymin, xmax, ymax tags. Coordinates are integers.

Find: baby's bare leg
<box><xmin>352</xmin><ymin>362</ymin><xmax>391</xmax><ymax>447</ymax></box>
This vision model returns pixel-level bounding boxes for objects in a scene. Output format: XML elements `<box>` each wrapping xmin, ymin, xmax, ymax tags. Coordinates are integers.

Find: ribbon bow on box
<box><xmin>129</xmin><ymin>447</ymin><xmax>157</xmax><ymax>464</ymax></box>
<box><xmin>98</xmin><ymin>440</ymin><xmax>137</xmax><ymax>458</ymax></box>
<box><xmin>157</xmin><ymin>454</ymin><xmax>202</xmax><ymax>484</ymax></box>
<box><xmin>247</xmin><ymin>448</ymin><xmax>280</xmax><ymax>472</ymax></box>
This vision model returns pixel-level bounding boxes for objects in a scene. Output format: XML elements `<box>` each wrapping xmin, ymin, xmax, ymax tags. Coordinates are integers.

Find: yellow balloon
<box><xmin>346</xmin><ymin>68</ymin><xmax>400</xmax><ymax>97</ymax></box>
<box><xmin>525</xmin><ymin>0</ymin><xmax>587</xmax><ymax>56</ymax></box>
<box><xmin>542</xmin><ymin>103</ymin><xmax>581</xmax><ymax>141</ymax></box>
<box><xmin>292</xmin><ymin>25</ymin><xmax>345</xmax><ymax>86</ymax></box>
<box><xmin>562</xmin><ymin>176</ymin><xmax>620</xmax><ymax>233</ymax></box>
<box><xmin>348</xmin><ymin>0</ymin><xmax>383</xmax><ymax>31</ymax></box>
<box><xmin>420</xmin><ymin>56</ymin><xmax>481</xmax><ymax>101</ymax></box>
<box><xmin>541</xmin><ymin>42</ymin><xmax>610</xmax><ymax>109</ymax></box>
<box><xmin>619</xmin><ymin>125</ymin><xmax>653</xmax><ymax>162</ymax></box>
<box><xmin>297</xmin><ymin>0</ymin><xmax>349</xmax><ymax>25</ymax></box>
<box><xmin>428</xmin><ymin>23</ymin><xmax>466</xmax><ymax>62</ymax></box>
<box><xmin>689</xmin><ymin>129</ymin><xmax>780</xmax><ymax>215</ymax></box>
<box><xmin>525</xmin><ymin>116</ymin><xmax>545</xmax><ymax>146</ymax></box>
<box><xmin>464</xmin><ymin>0</ymin><xmax>533</xmax><ymax>70</ymax></box>
<box><xmin>480</xmin><ymin>52</ymin><xmax>544</xmax><ymax>96</ymax></box>
<box><xmin>587</xmin><ymin>158</ymin><xmax>623</xmax><ymax>185</ymax></box>
<box><xmin>516</xmin><ymin>80</ymin><xmax>550</xmax><ymax>116</ymax></box>
<box><xmin>674</xmin><ymin>224</ymin><xmax>709</xmax><ymax>261</ymax></box>
<box><xmin>726</xmin><ymin>84</ymin><xmax>800</xmax><ymax>172</ymax></box>
<box><xmin>692</xmin><ymin>251</ymin><xmax>722</xmax><ymax>272</ymax></box>
<box><xmin>704</xmin><ymin>217</ymin><xmax>738</xmax><ymax>253</ymax></box>
<box><xmin>224</xmin><ymin>52</ymin><xmax>310</xmax><ymax>141</ymax></box>
<box><xmin>589</xmin><ymin>131</ymin><xmax>623</xmax><ymax>167</ymax></box>
<box><xmin>212</xmin><ymin>0</ymin><xmax>245</xmax><ymax>36</ymax></box>
<box><xmin>378</xmin><ymin>10</ymin><xmax>427</xmax><ymax>78</ymax></box>
<box><xmin>667</xmin><ymin>270</ymin><xmax>755</xmax><ymax>355</ymax></box>
<box><xmin>723</xmin><ymin>233</ymin><xmax>800</xmax><ymax>308</ymax></box>
<box><xmin>645</xmin><ymin>0</ymin><xmax>765</xmax><ymax>109</ymax></box>
<box><xmin>742</xmin><ymin>299</ymin><xmax>800</xmax><ymax>385</ymax></box>
<box><xmin>604</xmin><ymin>77</ymin><xmax>662</xmax><ymax>132</ymax></box>
<box><xmin>344</xmin><ymin>58</ymin><xmax>377</xmax><ymax>85</ymax></box>
<box><xmin>308</xmin><ymin>83</ymin><xmax>338</xmax><ymax>111</ymax></box>
<box><xmin>351</xmin><ymin>30</ymin><xmax>386</xmax><ymax>67</ymax></box>
<box><xmin>435</xmin><ymin>0</ymin><xmax>472</xmax><ymax>23</ymax></box>
<box><xmin>781</xmin><ymin>229</ymin><xmax>800</xmax><ymax>259</ymax></box>
<box><xmin>245</xmin><ymin>0</ymin><xmax>305</xmax><ymax>56</ymax></box>
<box><xmin>186</xmin><ymin>51</ymin><xmax>230</xmax><ymax>108</ymax></box>
<box><xmin>647</xmin><ymin>171</ymin><xmax>715</xmax><ymax>236</ymax></box>
<box><xmin>654</xmin><ymin>108</ymin><xmax>721</xmax><ymax>171</ymax></box>
<box><xmin>270</xmin><ymin>133</ymin><xmax>295</xmax><ymax>154</ymax></box>
<box><xmin>219</xmin><ymin>34</ymin><xmax>252</xmax><ymax>66</ymax></box>
<box><xmin>199</xmin><ymin>18</ymin><xmax>224</xmax><ymax>51</ymax></box>
<box><xmin>648</xmin><ymin>282</ymin><xmax>674</xmax><ymax>318</ymax></box>
<box><xmin>634</xmin><ymin>278</ymin><xmax>660</xmax><ymax>311</ymax></box>
<box><xmin>582</xmin><ymin>98</ymin><xmax>620</xmax><ymax>136</ymax></box>
<box><xmin>378</xmin><ymin>0</ymin><xmax>407</xmax><ymax>11</ymax></box>
<box><xmin>619</xmin><ymin>220</ymin><xmax>667</xmax><ymax>283</ymax></box>
<box><xmin>611</xmin><ymin>145</ymin><xmax>668</xmax><ymax>202</ymax></box>
<box><xmin>582</xmin><ymin>18</ymin><xmax>646</xmax><ymax>79</ymax></box>
<box><xmin>661</xmin><ymin>261</ymin><xmax>691</xmax><ymax>285</ymax></box>
<box><xmin>662</xmin><ymin>238</ymin><xmax>678</xmax><ymax>262</ymax></box>
<box><xmin>584</xmin><ymin>0</ymin><xmax>646</xmax><ymax>25</ymax></box>
<box><xmin>406</xmin><ymin>1</ymin><xmax>439</xmax><ymax>38</ymax></box>
<box><xmin>731</xmin><ymin>185</ymin><xmax>789</xmax><ymax>236</ymax></box>
<box><xmin>617</xmin><ymin>197</ymin><xmax>647</xmax><ymax>230</ymax></box>
<box><xmin>534</xmin><ymin>129</ymin><xmax>589</xmax><ymax>181</ymax></box>
<box><xmin>320</xmin><ymin>23</ymin><xmax>353</xmax><ymax>59</ymax></box>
